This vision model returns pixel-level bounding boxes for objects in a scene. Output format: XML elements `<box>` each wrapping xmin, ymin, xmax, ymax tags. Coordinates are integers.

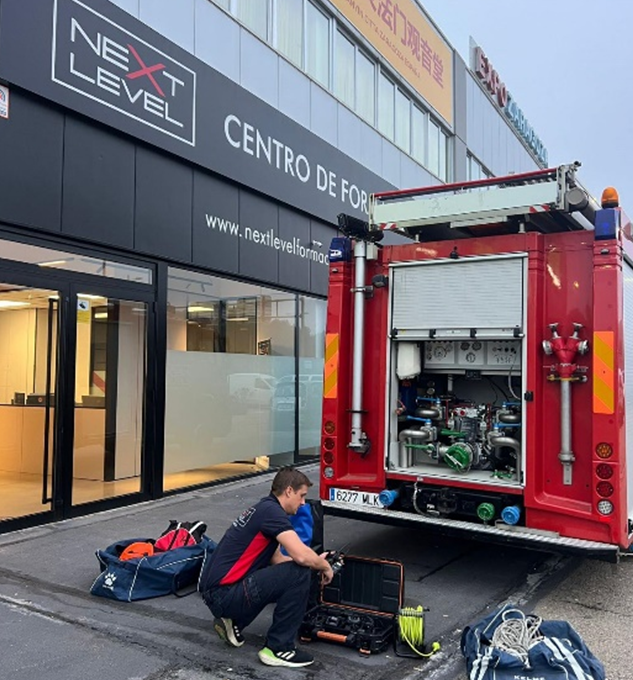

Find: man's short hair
<box><xmin>271</xmin><ymin>467</ymin><xmax>313</xmax><ymax>495</ymax></box>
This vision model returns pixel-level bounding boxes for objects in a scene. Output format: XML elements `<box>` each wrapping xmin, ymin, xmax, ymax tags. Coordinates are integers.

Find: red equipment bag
<box><xmin>154</xmin><ymin>521</ymin><xmax>206</xmax><ymax>552</ymax></box>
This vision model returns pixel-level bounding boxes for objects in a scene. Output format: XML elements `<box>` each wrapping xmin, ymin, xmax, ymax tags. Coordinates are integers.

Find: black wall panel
<box><xmin>134</xmin><ymin>147</ymin><xmax>193</xmax><ymax>263</ymax></box>
<box><xmin>0</xmin><ymin>91</ymin><xmax>63</xmax><ymax>233</ymax></box>
<box><xmin>238</xmin><ymin>192</ymin><xmax>279</xmax><ymax>285</ymax></box>
<box><xmin>0</xmin><ymin>94</ymin><xmax>334</xmax><ymax>296</ymax></box>
<box><xmin>62</xmin><ymin>118</ymin><xmax>135</xmax><ymax>249</ymax></box>
<box><xmin>192</xmin><ymin>171</ymin><xmax>239</xmax><ymax>274</ymax></box>
<box><xmin>278</xmin><ymin>207</ymin><xmax>311</xmax><ymax>292</ymax></box>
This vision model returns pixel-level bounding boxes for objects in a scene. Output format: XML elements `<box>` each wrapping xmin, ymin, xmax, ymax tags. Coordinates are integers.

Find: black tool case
<box><xmin>299</xmin><ymin>555</ymin><xmax>404</xmax><ymax>655</ymax></box>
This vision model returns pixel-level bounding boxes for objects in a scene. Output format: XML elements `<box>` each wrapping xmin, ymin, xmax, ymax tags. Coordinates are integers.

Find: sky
<box><xmin>419</xmin><ymin>0</ymin><xmax>633</xmax><ymax>209</ymax></box>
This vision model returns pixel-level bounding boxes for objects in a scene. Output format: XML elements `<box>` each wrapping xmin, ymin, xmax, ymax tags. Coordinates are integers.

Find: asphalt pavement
<box><xmin>0</xmin><ymin>465</ymin><xmax>630</xmax><ymax>680</ymax></box>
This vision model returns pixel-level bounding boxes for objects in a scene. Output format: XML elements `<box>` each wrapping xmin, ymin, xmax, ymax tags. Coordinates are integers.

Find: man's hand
<box><xmin>321</xmin><ymin>562</ymin><xmax>334</xmax><ymax>585</ymax></box>
<box><xmin>319</xmin><ymin>552</ymin><xmax>335</xmax><ymax>584</ymax></box>
<box><xmin>277</xmin><ymin>531</ymin><xmax>337</xmax><ymax>582</ymax></box>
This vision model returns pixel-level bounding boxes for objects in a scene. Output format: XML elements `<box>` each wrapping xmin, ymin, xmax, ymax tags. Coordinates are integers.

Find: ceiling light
<box><xmin>0</xmin><ymin>300</ymin><xmax>30</xmax><ymax>309</ymax></box>
<box><xmin>187</xmin><ymin>305</ymin><xmax>214</xmax><ymax>313</ymax></box>
<box><xmin>38</xmin><ymin>260</ymin><xmax>67</xmax><ymax>267</ymax></box>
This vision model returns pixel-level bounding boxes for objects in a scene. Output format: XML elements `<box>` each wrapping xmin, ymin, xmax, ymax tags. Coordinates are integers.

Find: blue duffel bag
<box><xmin>461</xmin><ymin>604</ymin><xmax>605</xmax><ymax>680</ymax></box>
<box><xmin>90</xmin><ymin>535</ymin><xmax>216</xmax><ymax>602</ymax></box>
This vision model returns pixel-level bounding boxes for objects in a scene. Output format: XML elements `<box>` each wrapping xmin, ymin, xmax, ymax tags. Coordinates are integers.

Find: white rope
<box><xmin>490</xmin><ymin>608</ymin><xmax>543</xmax><ymax>667</ymax></box>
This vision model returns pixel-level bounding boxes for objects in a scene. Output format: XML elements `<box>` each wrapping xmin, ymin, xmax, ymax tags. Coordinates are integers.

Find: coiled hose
<box><xmin>396</xmin><ymin>606</ymin><xmax>441</xmax><ymax>658</ymax></box>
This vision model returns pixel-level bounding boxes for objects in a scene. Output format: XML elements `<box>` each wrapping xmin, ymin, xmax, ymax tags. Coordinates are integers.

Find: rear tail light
<box><xmin>597</xmin><ymin>500</ymin><xmax>614</xmax><ymax>515</ymax></box>
<box><xmin>324</xmin><ymin>420</ymin><xmax>336</xmax><ymax>434</ymax></box>
<box><xmin>323</xmin><ymin>451</ymin><xmax>334</xmax><ymax>465</ymax></box>
<box><xmin>595</xmin><ymin>442</ymin><xmax>613</xmax><ymax>459</ymax></box>
<box><xmin>595</xmin><ymin>463</ymin><xmax>613</xmax><ymax>480</ymax></box>
<box><xmin>323</xmin><ymin>437</ymin><xmax>335</xmax><ymax>450</ymax></box>
<box><xmin>596</xmin><ymin>481</ymin><xmax>614</xmax><ymax>498</ymax></box>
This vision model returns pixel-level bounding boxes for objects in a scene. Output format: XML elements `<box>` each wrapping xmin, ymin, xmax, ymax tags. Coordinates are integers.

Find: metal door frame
<box><xmin>0</xmin><ymin>256</ymin><xmax>157</xmax><ymax>530</ymax></box>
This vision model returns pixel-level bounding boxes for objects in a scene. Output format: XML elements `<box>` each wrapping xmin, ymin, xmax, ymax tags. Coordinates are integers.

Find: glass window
<box><xmin>275</xmin><ymin>0</ymin><xmax>303</xmax><ymax>66</ymax></box>
<box><xmin>164</xmin><ymin>268</ymin><xmax>300</xmax><ymax>491</ymax></box>
<box><xmin>469</xmin><ymin>155</ymin><xmax>484</xmax><ymax>181</ymax></box>
<box><xmin>438</xmin><ymin>129</ymin><xmax>448</xmax><ymax>181</ymax></box>
<box><xmin>428</xmin><ymin>119</ymin><xmax>440</xmax><ymax>177</ymax></box>
<box><xmin>306</xmin><ymin>2</ymin><xmax>329</xmax><ymax>88</ymax></box>
<box><xmin>356</xmin><ymin>50</ymin><xmax>375</xmax><ymax>124</ymax></box>
<box><xmin>335</xmin><ymin>31</ymin><xmax>355</xmax><ymax>108</ymax></box>
<box><xmin>468</xmin><ymin>156</ymin><xmax>476</xmax><ymax>181</ymax></box>
<box><xmin>212</xmin><ymin>0</ymin><xmax>230</xmax><ymax>9</ymax></box>
<box><xmin>411</xmin><ymin>105</ymin><xmax>426</xmax><ymax>165</ymax></box>
<box><xmin>236</xmin><ymin>0</ymin><xmax>269</xmax><ymax>40</ymax></box>
<box><xmin>378</xmin><ymin>73</ymin><xmax>394</xmax><ymax>140</ymax></box>
<box><xmin>395</xmin><ymin>89</ymin><xmax>410</xmax><ymax>152</ymax></box>
<box><xmin>298</xmin><ymin>296</ymin><xmax>326</xmax><ymax>459</ymax></box>
<box><xmin>0</xmin><ymin>238</ymin><xmax>152</xmax><ymax>284</ymax></box>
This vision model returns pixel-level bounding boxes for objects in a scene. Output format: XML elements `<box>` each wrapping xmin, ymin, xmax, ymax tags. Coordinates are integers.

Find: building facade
<box><xmin>0</xmin><ymin>0</ymin><xmax>545</xmax><ymax>531</ymax></box>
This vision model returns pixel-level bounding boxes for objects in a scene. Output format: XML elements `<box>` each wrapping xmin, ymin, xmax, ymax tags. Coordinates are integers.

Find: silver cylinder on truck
<box><xmin>559</xmin><ymin>380</ymin><xmax>575</xmax><ymax>485</ymax></box>
<box><xmin>349</xmin><ymin>239</ymin><xmax>369</xmax><ymax>453</ymax></box>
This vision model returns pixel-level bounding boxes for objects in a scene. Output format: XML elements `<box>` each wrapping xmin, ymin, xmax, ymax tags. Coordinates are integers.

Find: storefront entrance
<box><xmin>0</xmin><ymin>239</ymin><xmax>155</xmax><ymax>530</ymax></box>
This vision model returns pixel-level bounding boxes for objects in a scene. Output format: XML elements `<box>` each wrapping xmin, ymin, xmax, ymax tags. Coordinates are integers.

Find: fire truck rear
<box><xmin>320</xmin><ymin>163</ymin><xmax>633</xmax><ymax>560</ymax></box>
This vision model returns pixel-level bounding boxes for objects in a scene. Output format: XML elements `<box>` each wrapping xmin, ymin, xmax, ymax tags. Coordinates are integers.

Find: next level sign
<box><xmin>52</xmin><ymin>0</ymin><xmax>196</xmax><ymax>146</ymax></box>
<box><xmin>471</xmin><ymin>43</ymin><xmax>548</xmax><ymax>167</ymax></box>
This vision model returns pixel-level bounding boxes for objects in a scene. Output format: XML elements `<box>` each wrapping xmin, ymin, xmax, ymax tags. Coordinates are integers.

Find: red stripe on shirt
<box><xmin>220</xmin><ymin>531</ymin><xmax>271</xmax><ymax>585</ymax></box>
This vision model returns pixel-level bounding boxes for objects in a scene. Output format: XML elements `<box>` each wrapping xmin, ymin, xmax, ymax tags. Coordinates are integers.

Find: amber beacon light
<box><xmin>601</xmin><ymin>187</ymin><xmax>619</xmax><ymax>208</ymax></box>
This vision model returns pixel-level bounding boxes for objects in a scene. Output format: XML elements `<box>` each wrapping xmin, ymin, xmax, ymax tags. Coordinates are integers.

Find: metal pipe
<box><xmin>398</xmin><ymin>429</ymin><xmax>433</xmax><ymax>443</ymax></box>
<box><xmin>349</xmin><ymin>239</ymin><xmax>368</xmax><ymax>453</ymax></box>
<box><xmin>498</xmin><ymin>411</ymin><xmax>521</xmax><ymax>424</ymax></box>
<box><xmin>559</xmin><ymin>380</ymin><xmax>574</xmax><ymax>485</ymax></box>
<box><xmin>398</xmin><ymin>428</ymin><xmax>433</xmax><ymax>467</ymax></box>
<box><xmin>487</xmin><ymin>430</ymin><xmax>521</xmax><ymax>455</ymax></box>
<box><xmin>415</xmin><ymin>407</ymin><xmax>442</xmax><ymax>419</ymax></box>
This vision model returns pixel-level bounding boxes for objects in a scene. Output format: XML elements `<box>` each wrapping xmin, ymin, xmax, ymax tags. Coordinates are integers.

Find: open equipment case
<box><xmin>299</xmin><ymin>555</ymin><xmax>404</xmax><ymax>655</ymax></box>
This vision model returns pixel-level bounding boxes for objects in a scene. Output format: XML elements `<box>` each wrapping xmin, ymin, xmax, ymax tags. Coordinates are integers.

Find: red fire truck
<box><xmin>320</xmin><ymin>163</ymin><xmax>633</xmax><ymax>560</ymax></box>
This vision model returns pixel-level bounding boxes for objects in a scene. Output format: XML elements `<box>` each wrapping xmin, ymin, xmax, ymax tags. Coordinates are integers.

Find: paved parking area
<box><xmin>1</xmin><ymin>467</ymin><xmax>628</xmax><ymax>680</ymax></box>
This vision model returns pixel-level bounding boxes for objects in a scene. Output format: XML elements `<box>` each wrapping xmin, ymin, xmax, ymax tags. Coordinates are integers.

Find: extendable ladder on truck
<box><xmin>369</xmin><ymin>162</ymin><xmax>600</xmax><ymax>239</ymax></box>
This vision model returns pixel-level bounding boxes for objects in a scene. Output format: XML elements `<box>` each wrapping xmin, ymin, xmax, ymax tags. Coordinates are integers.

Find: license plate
<box><xmin>329</xmin><ymin>488</ymin><xmax>382</xmax><ymax>507</ymax></box>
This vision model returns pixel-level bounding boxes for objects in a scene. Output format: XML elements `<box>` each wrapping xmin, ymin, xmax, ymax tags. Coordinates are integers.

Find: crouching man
<box><xmin>199</xmin><ymin>467</ymin><xmax>333</xmax><ymax>668</ymax></box>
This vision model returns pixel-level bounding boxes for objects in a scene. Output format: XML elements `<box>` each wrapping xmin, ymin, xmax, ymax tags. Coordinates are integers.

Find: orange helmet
<box><xmin>119</xmin><ymin>542</ymin><xmax>154</xmax><ymax>561</ymax></box>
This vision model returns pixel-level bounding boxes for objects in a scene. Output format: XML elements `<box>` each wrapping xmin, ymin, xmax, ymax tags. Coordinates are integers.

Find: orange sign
<box><xmin>331</xmin><ymin>0</ymin><xmax>453</xmax><ymax>125</ymax></box>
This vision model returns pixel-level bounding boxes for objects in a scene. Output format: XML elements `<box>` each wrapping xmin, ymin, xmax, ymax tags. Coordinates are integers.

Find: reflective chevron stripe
<box><xmin>593</xmin><ymin>331</ymin><xmax>614</xmax><ymax>414</ymax></box>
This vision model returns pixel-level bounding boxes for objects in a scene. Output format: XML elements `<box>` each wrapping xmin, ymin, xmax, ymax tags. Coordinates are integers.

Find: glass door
<box><xmin>70</xmin><ymin>287</ymin><xmax>150</xmax><ymax>507</ymax></box>
<box><xmin>0</xmin><ymin>240</ymin><xmax>156</xmax><ymax>531</ymax></box>
<box><xmin>0</xmin><ymin>281</ymin><xmax>60</xmax><ymax>522</ymax></box>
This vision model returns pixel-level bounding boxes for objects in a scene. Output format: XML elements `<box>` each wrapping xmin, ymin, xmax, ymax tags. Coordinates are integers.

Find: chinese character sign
<box><xmin>331</xmin><ymin>0</ymin><xmax>453</xmax><ymax>125</ymax></box>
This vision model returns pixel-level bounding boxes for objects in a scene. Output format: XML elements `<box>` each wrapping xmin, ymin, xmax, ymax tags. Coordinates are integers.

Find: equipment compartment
<box><xmin>388</xmin><ymin>336</ymin><xmax>524</xmax><ymax>487</ymax></box>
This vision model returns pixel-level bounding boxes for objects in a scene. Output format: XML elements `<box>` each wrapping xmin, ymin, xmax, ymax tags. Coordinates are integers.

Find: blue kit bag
<box><xmin>461</xmin><ymin>604</ymin><xmax>605</xmax><ymax>680</ymax></box>
<box><xmin>90</xmin><ymin>535</ymin><xmax>216</xmax><ymax>602</ymax></box>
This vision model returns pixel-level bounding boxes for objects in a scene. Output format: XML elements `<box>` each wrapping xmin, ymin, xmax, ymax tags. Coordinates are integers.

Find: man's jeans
<box><xmin>202</xmin><ymin>561</ymin><xmax>311</xmax><ymax>652</ymax></box>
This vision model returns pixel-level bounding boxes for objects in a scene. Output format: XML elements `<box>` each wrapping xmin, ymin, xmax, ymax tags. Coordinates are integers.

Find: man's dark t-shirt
<box><xmin>201</xmin><ymin>494</ymin><xmax>294</xmax><ymax>589</ymax></box>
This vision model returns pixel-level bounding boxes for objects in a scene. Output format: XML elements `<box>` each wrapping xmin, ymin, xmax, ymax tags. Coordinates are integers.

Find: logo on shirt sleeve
<box><xmin>234</xmin><ymin>507</ymin><xmax>256</xmax><ymax>528</ymax></box>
